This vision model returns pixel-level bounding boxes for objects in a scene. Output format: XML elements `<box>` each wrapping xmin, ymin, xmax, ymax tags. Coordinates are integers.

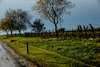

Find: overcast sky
<box><xmin>0</xmin><ymin>0</ymin><xmax>100</xmax><ymax>35</ymax></box>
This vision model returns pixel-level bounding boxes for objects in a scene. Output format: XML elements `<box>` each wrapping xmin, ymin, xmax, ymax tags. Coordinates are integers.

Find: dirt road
<box><xmin>0</xmin><ymin>43</ymin><xmax>22</xmax><ymax>67</ymax></box>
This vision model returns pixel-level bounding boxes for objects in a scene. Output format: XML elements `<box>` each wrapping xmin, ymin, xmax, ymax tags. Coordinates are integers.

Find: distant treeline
<box><xmin>10</xmin><ymin>26</ymin><xmax>100</xmax><ymax>39</ymax></box>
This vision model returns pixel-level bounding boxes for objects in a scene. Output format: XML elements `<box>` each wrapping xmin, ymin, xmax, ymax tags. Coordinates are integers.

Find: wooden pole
<box><xmin>26</xmin><ymin>43</ymin><xmax>29</xmax><ymax>53</ymax></box>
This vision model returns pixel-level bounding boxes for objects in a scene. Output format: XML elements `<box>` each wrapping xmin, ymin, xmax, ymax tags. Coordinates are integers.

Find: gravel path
<box><xmin>0</xmin><ymin>43</ymin><xmax>22</xmax><ymax>67</ymax></box>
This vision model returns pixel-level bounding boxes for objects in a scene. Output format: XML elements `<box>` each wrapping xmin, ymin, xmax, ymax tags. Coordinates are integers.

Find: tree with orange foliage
<box><xmin>0</xmin><ymin>18</ymin><xmax>16</xmax><ymax>36</ymax></box>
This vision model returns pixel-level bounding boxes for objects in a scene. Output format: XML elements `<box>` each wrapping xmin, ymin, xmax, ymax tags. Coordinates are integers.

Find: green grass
<box><xmin>0</xmin><ymin>36</ymin><xmax>100</xmax><ymax>67</ymax></box>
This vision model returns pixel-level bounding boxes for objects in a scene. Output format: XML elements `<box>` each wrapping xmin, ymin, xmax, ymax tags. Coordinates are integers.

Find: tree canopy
<box><xmin>31</xmin><ymin>19</ymin><xmax>46</xmax><ymax>33</ymax></box>
<box><xmin>0</xmin><ymin>18</ymin><xmax>16</xmax><ymax>36</ymax></box>
<box><xmin>5</xmin><ymin>9</ymin><xmax>31</xmax><ymax>36</ymax></box>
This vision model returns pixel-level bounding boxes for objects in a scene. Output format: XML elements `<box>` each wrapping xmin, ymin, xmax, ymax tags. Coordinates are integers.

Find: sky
<box><xmin>0</xmin><ymin>0</ymin><xmax>100</xmax><ymax>35</ymax></box>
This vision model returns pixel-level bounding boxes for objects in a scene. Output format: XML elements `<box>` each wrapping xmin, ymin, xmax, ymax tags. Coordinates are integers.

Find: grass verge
<box><xmin>0</xmin><ymin>36</ymin><xmax>99</xmax><ymax>67</ymax></box>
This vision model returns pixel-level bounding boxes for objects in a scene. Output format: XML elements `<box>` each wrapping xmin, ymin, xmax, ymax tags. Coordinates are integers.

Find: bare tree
<box><xmin>89</xmin><ymin>24</ymin><xmax>95</xmax><ymax>38</ymax></box>
<box><xmin>34</xmin><ymin>0</ymin><xmax>74</xmax><ymax>38</ymax></box>
<box><xmin>77</xmin><ymin>25</ymin><xmax>83</xmax><ymax>37</ymax></box>
<box><xmin>83</xmin><ymin>25</ymin><xmax>88</xmax><ymax>38</ymax></box>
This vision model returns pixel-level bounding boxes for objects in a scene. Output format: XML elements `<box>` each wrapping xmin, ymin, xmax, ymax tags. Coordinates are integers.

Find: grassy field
<box><xmin>0</xmin><ymin>36</ymin><xmax>100</xmax><ymax>67</ymax></box>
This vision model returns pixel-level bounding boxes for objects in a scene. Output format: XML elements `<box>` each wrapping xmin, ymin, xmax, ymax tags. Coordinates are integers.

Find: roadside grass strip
<box><xmin>7</xmin><ymin>42</ymin><xmax>95</xmax><ymax>67</ymax></box>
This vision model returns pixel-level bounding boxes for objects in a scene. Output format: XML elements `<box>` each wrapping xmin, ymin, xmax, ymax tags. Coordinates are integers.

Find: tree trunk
<box><xmin>18</xmin><ymin>30</ymin><xmax>21</xmax><ymax>36</ymax></box>
<box><xmin>89</xmin><ymin>24</ymin><xmax>95</xmax><ymax>38</ymax></box>
<box><xmin>54</xmin><ymin>24</ymin><xmax>58</xmax><ymax>38</ymax></box>
<box><xmin>85</xmin><ymin>30</ymin><xmax>88</xmax><ymax>38</ymax></box>
<box><xmin>83</xmin><ymin>25</ymin><xmax>88</xmax><ymax>39</ymax></box>
<box><xmin>6</xmin><ymin>30</ymin><xmax>8</xmax><ymax>37</ymax></box>
<box><xmin>11</xmin><ymin>30</ymin><xmax>12</xmax><ymax>37</ymax></box>
<box><xmin>31</xmin><ymin>31</ymin><xmax>32</xmax><ymax>37</ymax></box>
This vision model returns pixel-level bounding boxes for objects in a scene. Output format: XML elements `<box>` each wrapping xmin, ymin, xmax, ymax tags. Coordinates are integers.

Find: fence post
<box><xmin>26</xmin><ymin>43</ymin><xmax>29</xmax><ymax>53</ymax></box>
